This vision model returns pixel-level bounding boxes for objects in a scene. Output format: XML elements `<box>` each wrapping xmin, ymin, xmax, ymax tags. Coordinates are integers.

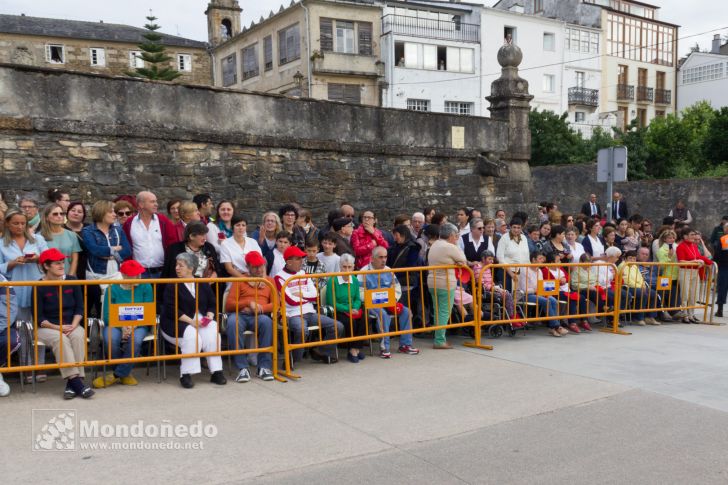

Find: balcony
<box><xmin>382</xmin><ymin>14</ymin><xmax>480</xmax><ymax>43</ymax></box>
<box><xmin>617</xmin><ymin>84</ymin><xmax>634</xmax><ymax>101</ymax></box>
<box><xmin>568</xmin><ymin>87</ymin><xmax>599</xmax><ymax>107</ymax></box>
<box><xmin>312</xmin><ymin>52</ymin><xmax>381</xmax><ymax>78</ymax></box>
<box><xmin>636</xmin><ymin>86</ymin><xmax>654</xmax><ymax>103</ymax></box>
<box><xmin>655</xmin><ymin>88</ymin><xmax>672</xmax><ymax>105</ymax></box>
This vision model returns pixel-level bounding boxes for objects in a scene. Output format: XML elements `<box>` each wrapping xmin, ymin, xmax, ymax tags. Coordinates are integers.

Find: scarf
<box><xmin>28</xmin><ymin>213</ymin><xmax>41</xmax><ymax>229</ymax></box>
<box><xmin>217</xmin><ymin>221</ymin><xmax>233</xmax><ymax>238</ymax></box>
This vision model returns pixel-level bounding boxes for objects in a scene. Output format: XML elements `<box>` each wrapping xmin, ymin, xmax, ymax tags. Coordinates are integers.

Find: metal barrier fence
<box><xmin>0</xmin><ymin>277</ymin><xmax>282</xmax><ymax>384</ymax></box>
<box><xmin>474</xmin><ymin>262</ymin><xmax>626</xmax><ymax>335</ymax></box>
<box><xmin>615</xmin><ymin>261</ymin><xmax>716</xmax><ymax>325</ymax></box>
<box><xmin>278</xmin><ymin>264</ymin><xmax>485</xmax><ymax>380</ymax></box>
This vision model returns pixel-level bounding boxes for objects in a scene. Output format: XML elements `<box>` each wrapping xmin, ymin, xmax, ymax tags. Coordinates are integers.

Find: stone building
<box><xmin>0</xmin><ymin>13</ymin><xmax>212</xmax><ymax>85</ymax></box>
<box><xmin>207</xmin><ymin>0</ymin><xmax>383</xmax><ymax>105</ymax></box>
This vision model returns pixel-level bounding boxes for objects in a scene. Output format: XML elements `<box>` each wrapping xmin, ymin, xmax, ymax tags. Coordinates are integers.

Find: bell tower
<box><xmin>205</xmin><ymin>0</ymin><xmax>242</xmax><ymax>46</ymax></box>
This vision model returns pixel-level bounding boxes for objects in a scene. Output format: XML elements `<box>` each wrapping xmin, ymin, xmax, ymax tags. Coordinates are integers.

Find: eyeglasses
<box><xmin>362</xmin><ymin>215</ymin><xmax>374</xmax><ymax>220</ymax></box>
<box><xmin>116</xmin><ymin>211</ymin><xmax>132</xmax><ymax>216</ymax></box>
<box><xmin>50</xmin><ymin>212</ymin><xmax>65</xmax><ymax>217</ymax></box>
<box><xmin>474</xmin><ymin>226</ymin><xmax>484</xmax><ymax>230</ymax></box>
<box><xmin>20</xmin><ymin>205</ymin><xmax>36</xmax><ymax>210</ymax></box>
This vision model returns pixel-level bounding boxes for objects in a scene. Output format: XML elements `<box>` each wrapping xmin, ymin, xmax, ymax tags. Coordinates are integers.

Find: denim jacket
<box><xmin>81</xmin><ymin>223</ymin><xmax>131</xmax><ymax>275</ymax></box>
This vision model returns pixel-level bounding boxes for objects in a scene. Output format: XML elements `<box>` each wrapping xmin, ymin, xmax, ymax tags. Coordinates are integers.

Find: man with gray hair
<box><xmin>359</xmin><ymin>246</ymin><xmax>420</xmax><ymax>358</ymax></box>
<box><xmin>122</xmin><ymin>191</ymin><xmax>177</xmax><ymax>279</ymax></box>
<box><xmin>411</xmin><ymin>212</ymin><xmax>425</xmax><ymax>239</ymax></box>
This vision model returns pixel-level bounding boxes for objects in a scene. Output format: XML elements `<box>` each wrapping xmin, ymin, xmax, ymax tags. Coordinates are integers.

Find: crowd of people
<box><xmin>0</xmin><ymin>188</ymin><xmax>725</xmax><ymax>399</ymax></box>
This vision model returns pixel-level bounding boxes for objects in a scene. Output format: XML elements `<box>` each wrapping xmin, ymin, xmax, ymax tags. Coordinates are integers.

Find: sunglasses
<box><xmin>116</xmin><ymin>210</ymin><xmax>132</xmax><ymax>216</ymax></box>
<box><xmin>474</xmin><ymin>226</ymin><xmax>484</xmax><ymax>230</ymax></box>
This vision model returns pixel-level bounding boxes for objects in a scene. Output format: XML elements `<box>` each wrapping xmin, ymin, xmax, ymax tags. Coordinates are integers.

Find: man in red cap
<box><xmin>358</xmin><ymin>246</ymin><xmax>419</xmax><ymax>358</ymax></box>
<box><xmin>94</xmin><ymin>259</ymin><xmax>154</xmax><ymax>388</ymax></box>
<box><xmin>273</xmin><ymin>246</ymin><xmax>344</xmax><ymax>364</ymax></box>
<box><xmin>225</xmin><ymin>251</ymin><xmax>275</xmax><ymax>382</ymax></box>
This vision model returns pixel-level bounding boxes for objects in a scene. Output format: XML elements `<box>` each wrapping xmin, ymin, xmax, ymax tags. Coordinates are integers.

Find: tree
<box><xmin>703</xmin><ymin>106</ymin><xmax>728</xmax><ymax>169</ymax></box>
<box><xmin>126</xmin><ymin>15</ymin><xmax>181</xmax><ymax>81</ymax></box>
<box><xmin>643</xmin><ymin>113</ymin><xmax>688</xmax><ymax>179</ymax></box>
<box><xmin>612</xmin><ymin>120</ymin><xmax>649</xmax><ymax>180</ymax></box>
<box><xmin>529</xmin><ymin>110</ymin><xmax>586</xmax><ymax>166</ymax></box>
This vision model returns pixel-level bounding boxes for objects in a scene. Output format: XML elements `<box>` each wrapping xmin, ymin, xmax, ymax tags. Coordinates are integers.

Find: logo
<box><xmin>32</xmin><ymin>409</ymin><xmax>77</xmax><ymax>451</ymax></box>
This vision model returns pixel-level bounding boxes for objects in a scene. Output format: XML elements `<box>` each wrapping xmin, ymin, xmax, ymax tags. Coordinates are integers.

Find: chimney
<box><xmin>712</xmin><ymin>34</ymin><xmax>721</xmax><ymax>54</ymax></box>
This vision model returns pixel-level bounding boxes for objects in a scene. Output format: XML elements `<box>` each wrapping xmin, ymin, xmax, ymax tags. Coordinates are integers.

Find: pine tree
<box><xmin>127</xmin><ymin>15</ymin><xmax>181</xmax><ymax>81</ymax></box>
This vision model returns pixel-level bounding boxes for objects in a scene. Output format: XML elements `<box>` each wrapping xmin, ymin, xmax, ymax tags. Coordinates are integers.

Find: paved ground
<box><xmin>2</xmin><ymin>309</ymin><xmax>727</xmax><ymax>484</ymax></box>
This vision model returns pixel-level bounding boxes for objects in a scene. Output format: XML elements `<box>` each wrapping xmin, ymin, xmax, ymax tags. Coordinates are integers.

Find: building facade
<box><xmin>207</xmin><ymin>0</ymin><xmax>382</xmax><ymax>106</ymax></box>
<box><xmin>494</xmin><ymin>0</ymin><xmax>678</xmax><ymax>129</ymax></box>
<box><xmin>0</xmin><ymin>14</ymin><xmax>211</xmax><ymax>85</ymax></box>
<box><xmin>677</xmin><ymin>35</ymin><xmax>728</xmax><ymax>112</ymax></box>
<box><xmin>380</xmin><ymin>1</ymin><xmax>482</xmax><ymax>114</ymax></box>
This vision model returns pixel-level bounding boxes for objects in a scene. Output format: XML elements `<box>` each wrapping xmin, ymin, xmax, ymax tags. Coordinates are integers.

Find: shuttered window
<box><xmin>358</xmin><ymin>22</ymin><xmax>372</xmax><ymax>55</ymax></box>
<box><xmin>264</xmin><ymin>35</ymin><xmax>273</xmax><ymax>71</ymax></box>
<box><xmin>328</xmin><ymin>83</ymin><xmax>361</xmax><ymax>104</ymax></box>
<box><xmin>242</xmin><ymin>43</ymin><xmax>259</xmax><ymax>80</ymax></box>
<box><xmin>320</xmin><ymin>18</ymin><xmax>333</xmax><ymax>52</ymax></box>
<box><xmin>279</xmin><ymin>23</ymin><xmax>301</xmax><ymax>65</ymax></box>
<box><xmin>221</xmin><ymin>52</ymin><xmax>237</xmax><ymax>87</ymax></box>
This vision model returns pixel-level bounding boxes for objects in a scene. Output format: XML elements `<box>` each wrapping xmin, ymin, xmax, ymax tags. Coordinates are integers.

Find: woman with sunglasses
<box><xmin>114</xmin><ymin>200</ymin><xmax>136</xmax><ymax>227</ymax></box>
<box><xmin>39</xmin><ymin>203</ymin><xmax>81</xmax><ymax>277</ymax></box>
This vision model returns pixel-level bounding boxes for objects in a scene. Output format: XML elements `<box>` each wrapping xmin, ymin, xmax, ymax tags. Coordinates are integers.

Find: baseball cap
<box><xmin>39</xmin><ymin>248</ymin><xmax>66</xmax><ymax>264</ymax></box>
<box><xmin>283</xmin><ymin>246</ymin><xmax>306</xmax><ymax>260</ymax></box>
<box><xmin>244</xmin><ymin>251</ymin><xmax>267</xmax><ymax>267</ymax></box>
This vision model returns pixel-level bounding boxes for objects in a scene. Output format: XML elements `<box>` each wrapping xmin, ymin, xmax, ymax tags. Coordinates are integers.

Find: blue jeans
<box><xmin>287</xmin><ymin>313</ymin><xmax>344</xmax><ymax>360</ymax></box>
<box><xmin>526</xmin><ymin>294</ymin><xmax>559</xmax><ymax>328</ymax></box>
<box><xmin>369</xmin><ymin>306</ymin><xmax>412</xmax><ymax>352</ymax></box>
<box><xmin>0</xmin><ymin>328</ymin><xmax>19</xmax><ymax>367</ymax></box>
<box><xmin>625</xmin><ymin>287</ymin><xmax>659</xmax><ymax>321</ymax></box>
<box><xmin>142</xmin><ymin>269</ymin><xmax>162</xmax><ymax>280</ymax></box>
<box><xmin>226</xmin><ymin>313</ymin><xmax>272</xmax><ymax>371</ymax></box>
<box><xmin>103</xmin><ymin>326</ymin><xmax>149</xmax><ymax>377</ymax></box>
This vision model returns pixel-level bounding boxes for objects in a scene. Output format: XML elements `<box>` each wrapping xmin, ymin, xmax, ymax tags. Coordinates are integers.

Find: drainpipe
<box><xmin>301</xmin><ymin>1</ymin><xmax>312</xmax><ymax>97</ymax></box>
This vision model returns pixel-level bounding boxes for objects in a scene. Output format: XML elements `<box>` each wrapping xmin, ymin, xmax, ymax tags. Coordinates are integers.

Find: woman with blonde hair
<box><xmin>39</xmin><ymin>203</ymin><xmax>81</xmax><ymax>276</ymax></box>
<box><xmin>251</xmin><ymin>212</ymin><xmax>281</xmax><ymax>261</ymax></box>
<box><xmin>174</xmin><ymin>200</ymin><xmax>201</xmax><ymax>243</ymax></box>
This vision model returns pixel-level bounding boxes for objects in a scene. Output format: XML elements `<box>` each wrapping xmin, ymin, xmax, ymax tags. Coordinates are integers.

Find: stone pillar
<box><xmin>486</xmin><ymin>43</ymin><xmax>534</xmax><ymax>182</ymax></box>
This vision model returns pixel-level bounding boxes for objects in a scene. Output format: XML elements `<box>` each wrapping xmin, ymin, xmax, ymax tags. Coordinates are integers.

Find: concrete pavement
<box><xmin>1</xmin><ymin>311</ymin><xmax>726</xmax><ymax>484</ymax></box>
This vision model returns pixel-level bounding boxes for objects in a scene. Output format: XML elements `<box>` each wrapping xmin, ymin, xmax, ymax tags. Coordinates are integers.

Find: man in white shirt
<box><xmin>122</xmin><ymin>191</ymin><xmax>176</xmax><ymax>279</ymax></box>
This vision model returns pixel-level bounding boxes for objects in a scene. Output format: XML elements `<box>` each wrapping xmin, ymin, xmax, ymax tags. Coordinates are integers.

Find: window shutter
<box><xmin>328</xmin><ymin>83</ymin><xmax>344</xmax><ymax>102</ymax></box>
<box><xmin>264</xmin><ymin>36</ymin><xmax>273</xmax><ymax>70</ymax></box>
<box><xmin>358</xmin><ymin>22</ymin><xmax>372</xmax><ymax>55</ymax></box>
<box><xmin>320</xmin><ymin>18</ymin><xmax>333</xmax><ymax>52</ymax></box>
<box><xmin>343</xmin><ymin>84</ymin><xmax>361</xmax><ymax>104</ymax></box>
<box><xmin>97</xmin><ymin>49</ymin><xmax>106</xmax><ymax>66</ymax></box>
<box><xmin>45</xmin><ymin>45</ymin><xmax>51</xmax><ymax>62</ymax></box>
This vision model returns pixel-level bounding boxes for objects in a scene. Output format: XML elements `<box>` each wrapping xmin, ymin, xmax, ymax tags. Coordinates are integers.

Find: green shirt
<box><xmin>102</xmin><ymin>283</ymin><xmax>155</xmax><ymax>325</ymax></box>
<box><xmin>325</xmin><ymin>275</ymin><xmax>362</xmax><ymax>313</ymax></box>
<box><xmin>46</xmin><ymin>229</ymin><xmax>81</xmax><ymax>274</ymax></box>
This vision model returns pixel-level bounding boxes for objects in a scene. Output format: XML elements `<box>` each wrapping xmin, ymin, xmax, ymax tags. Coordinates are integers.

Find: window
<box><xmin>221</xmin><ymin>52</ymin><xmax>237</xmax><ymax>87</ymax></box>
<box><xmin>444</xmin><ymin>101</ymin><xmax>473</xmax><ymax>115</ymax></box>
<box><xmin>407</xmin><ymin>99</ymin><xmax>430</xmax><ymax>112</ymax></box>
<box><xmin>534</xmin><ymin>0</ymin><xmax>544</xmax><ymax>12</ymax></box>
<box><xmin>682</xmin><ymin>62</ymin><xmax>725</xmax><ymax>84</ymax></box>
<box><xmin>89</xmin><ymin>48</ymin><xmax>105</xmax><ymax>67</ymax></box>
<box><xmin>264</xmin><ymin>36</ymin><xmax>273</xmax><ymax>71</ymax></box>
<box><xmin>565</xmin><ymin>27</ymin><xmax>599</xmax><ymax>54</ymax></box>
<box><xmin>655</xmin><ymin>110</ymin><xmax>665</xmax><ymax>118</ymax></box>
<box><xmin>575</xmin><ymin>112</ymin><xmax>585</xmax><ymax>122</ymax></box>
<box><xmin>242</xmin><ymin>43</ymin><xmax>259</xmax><ymax>80</ymax></box>
<box><xmin>278</xmin><ymin>23</ymin><xmax>300</xmax><ymax>65</ymax></box>
<box><xmin>542</xmin><ymin>74</ymin><xmax>555</xmax><ymax>93</ymax></box>
<box><xmin>618</xmin><ymin>64</ymin><xmax>628</xmax><ymax>85</ymax></box>
<box><xmin>399</xmin><ymin>42</ymin><xmax>473</xmax><ymax>73</ymax></box>
<box><xmin>129</xmin><ymin>51</ymin><xmax>144</xmax><ymax>68</ymax></box>
<box><xmin>504</xmin><ymin>26</ymin><xmax>517</xmax><ymax>45</ymax></box>
<box><xmin>637</xmin><ymin>108</ymin><xmax>647</xmax><ymax>127</ymax></box>
<box><xmin>177</xmin><ymin>54</ymin><xmax>192</xmax><ymax>72</ymax></box>
<box><xmin>327</xmin><ymin>83</ymin><xmax>361</xmax><ymax>104</ymax></box>
<box><xmin>575</xmin><ymin>71</ymin><xmax>585</xmax><ymax>88</ymax></box>
<box><xmin>335</xmin><ymin>21</ymin><xmax>355</xmax><ymax>54</ymax></box>
<box><xmin>543</xmin><ymin>33</ymin><xmax>555</xmax><ymax>51</ymax></box>
<box><xmin>45</xmin><ymin>44</ymin><xmax>65</xmax><ymax>64</ymax></box>
<box><xmin>606</xmin><ymin>13</ymin><xmax>675</xmax><ymax>66</ymax></box>
<box><xmin>320</xmin><ymin>19</ymin><xmax>373</xmax><ymax>56</ymax></box>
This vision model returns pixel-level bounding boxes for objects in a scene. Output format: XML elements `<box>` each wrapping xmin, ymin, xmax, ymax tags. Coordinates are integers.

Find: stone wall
<box><xmin>0</xmin><ymin>63</ymin><xmax>529</xmax><ymax>225</ymax></box>
<box><xmin>531</xmin><ymin>163</ymin><xmax>728</xmax><ymax>235</ymax></box>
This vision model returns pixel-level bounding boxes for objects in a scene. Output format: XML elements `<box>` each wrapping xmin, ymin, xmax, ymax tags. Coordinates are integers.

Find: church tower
<box><xmin>205</xmin><ymin>0</ymin><xmax>242</xmax><ymax>46</ymax></box>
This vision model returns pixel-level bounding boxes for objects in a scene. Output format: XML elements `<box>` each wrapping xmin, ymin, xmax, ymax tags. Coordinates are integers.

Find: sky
<box><xmin>1</xmin><ymin>0</ymin><xmax>726</xmax><ymax>57</ymax></box>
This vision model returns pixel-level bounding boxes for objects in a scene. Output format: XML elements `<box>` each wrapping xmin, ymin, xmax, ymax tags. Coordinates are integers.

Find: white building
<box><xmin>380</xmin><ymin>0</ymin><xmax>482</xmax><ymax>115</ymax></box>
<box><xmin>481</xmin><ymin>6</ymin><xmax>565</xmax><ymax>116</ymax></box>
<box><xmin>677</xmin><ymin>35</ymin><xmax>728</xmax><ymax>112</ymax></box>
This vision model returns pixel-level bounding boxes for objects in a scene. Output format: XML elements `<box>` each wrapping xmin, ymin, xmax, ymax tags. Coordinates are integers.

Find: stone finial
<box><xmin>497</xmin><ymin>43</ymin><xmax>523</xmax><ymax>68</ymax></box>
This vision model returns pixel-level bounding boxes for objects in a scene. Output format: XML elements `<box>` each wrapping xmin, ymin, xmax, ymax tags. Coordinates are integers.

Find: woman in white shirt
<box><xmin>220</xmin><ymin>215</ymin><xmax>262</xmax><ymax>278</ymax></box>
<box><xmin>206</xmin><ymin>200</ymin><xmax>235</xmax><ymax>255</ymax></box>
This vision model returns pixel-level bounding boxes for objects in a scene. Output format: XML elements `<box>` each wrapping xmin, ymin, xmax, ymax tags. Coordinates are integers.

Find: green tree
<box><xmin>643</xmin><ymin>113</ymin><xmax>688</xmax><ymax>179</ymax></box>
<box><xmin>681</xmin><ymin>101</ymin><xmax>716</xmax><ymax>174</ymax></box>
<box><xmin>702</xmin><ymin>106</ymin><xmax>728</xmax><ymax>168</ymax></box>
<box><xmin>529</xmin><ymin>110</ymin><xmax>586</xmax><ymax>166</ymax></box>
<box><xmin>613</xmin><ymin>120</ymin><xmax>649</xmax><ymax>180</ymax></box>
<box><xmin>126</xmin><ymin>15</ymin><xmax>181</xmax><ymax>81</ymax></box>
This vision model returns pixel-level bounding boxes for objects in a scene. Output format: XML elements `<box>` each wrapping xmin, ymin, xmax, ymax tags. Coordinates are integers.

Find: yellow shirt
<box><xmin>618</xmin><ymin>261</ymin><xmax>644</xmax><ymax>288</ymax></box>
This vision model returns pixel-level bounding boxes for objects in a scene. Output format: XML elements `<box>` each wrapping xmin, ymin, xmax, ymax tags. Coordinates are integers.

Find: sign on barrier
<box><xmin>537</xmin><ymin>280</ymin><xmax>559</xmax><ymax>296</ymax></box>
<box><xmin>109</xmin><ymin>302</ymin><xmax>156</xmax><ymax>327</ymax></box>
<box><xmin>365</xmin><ymin>288</ymin><xmax>395</xmax><ymax>308</ymax></box>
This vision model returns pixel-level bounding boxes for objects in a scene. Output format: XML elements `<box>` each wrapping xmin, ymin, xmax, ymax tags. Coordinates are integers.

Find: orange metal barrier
<box><xmin>0</xmin><ymin>277</ymin><xmax>282</xmax><ymax>383</ymax></box>
<box><xmin>278</xmin><ymin>264</ymin><xmax>484</xmax><ymax>379</ymax></box>
<box><xmin>616</xmin><ymin>261</ymin><xmax>715</xmax><ymax>325</ymax></box>
<box><xmin>474</xmin><ymin>262</ymin><xmax>626</xmax><ymax>335</ymax></box>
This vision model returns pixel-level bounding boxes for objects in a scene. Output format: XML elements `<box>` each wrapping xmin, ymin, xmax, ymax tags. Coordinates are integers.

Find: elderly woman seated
<box><xmin>32</xmin><ymin>248</ymin><xmax>94</xmax><ymax>399</ymax></box>
<box><xmin>325</xmin><ymin>253</ymin><xmax>364</xmax><ymax>363</ymax></box>
<box><xmin>160</xmin><ymin>252</ymin><xmax>226</xmax><ymax>389</ymax></box>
